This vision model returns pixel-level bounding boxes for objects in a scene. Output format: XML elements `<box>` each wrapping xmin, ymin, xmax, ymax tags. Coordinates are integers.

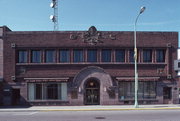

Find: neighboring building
<box><xmin>174</xmin><ymin>49</ymin><xmax>180</xmax><ymax>99</ymax></box>
<box><xmin>0</xmin><ymin>26</ymin><xmax>179</xmax><ymax>106</ymax></box>
<box><xmin>0</xmin><ymin>26</ymin><xmax>5</xmax><ymax>106</ymax></box>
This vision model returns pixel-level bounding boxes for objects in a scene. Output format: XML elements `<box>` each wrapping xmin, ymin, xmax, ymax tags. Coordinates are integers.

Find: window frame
<box><xmin>115</xmin><ymin>49</ymin><xmax>125</xmax><ymax>62</ymax></box>
<box><xmin>73</xmin><ymin>49</ymin><xmax>84</xmax><ymax>63</ymax></box>
<box><xmin>18</xmin><ymin>50</ymin><xmax>28</xmax><ymax>63</ymax></box>
<box><xmin>129</xmin><ymin>49</ymin><xmax>134</xmax><ymax>63</ymax></box>
<box><xmin>59</xmin><ymin>49</ymin><xmax>70</xmax><ymax>63</ymax></box>
<box><xmin>45</xmin><ymin>50</ymin><xmax>56</xmax><ymax>63</ymax></box>
<box><xmin>101</xmin><ymin>49</ymin><xmax>112</xmax><ymax>62</ymax></box>
<box><xmin>87</xmin><ymin>49</ymin><xmax>98</xmax><ymax>62</ymax></box>
<box><xmin>31</xmin><ymin>50</ymin><xmax>42</xmax><ymax>63</ymax></box>
<box><xmin>143</xmin><ymin>49</ymin><xmax>152</xmax><ymax>63</ymax></box>
<box><xmin>156</xmin><ymin>49</ymin><xmax>166</xmax><ymax>63</ymax></box>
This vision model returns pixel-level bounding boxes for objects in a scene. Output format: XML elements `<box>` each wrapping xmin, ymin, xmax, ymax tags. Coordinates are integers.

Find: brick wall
<box><xmin>3</xmin><ymin>30</ymin><xmax>177</xmax><ymax>81</ymax></box>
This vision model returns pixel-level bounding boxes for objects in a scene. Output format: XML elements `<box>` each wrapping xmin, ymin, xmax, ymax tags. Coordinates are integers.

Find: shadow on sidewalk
<box><xmin>0</xmin><ymin>105</ymin><xmax>31</xmax><ymax>109</ymax></box>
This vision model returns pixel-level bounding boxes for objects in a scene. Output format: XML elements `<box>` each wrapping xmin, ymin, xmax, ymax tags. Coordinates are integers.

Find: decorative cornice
<box><xmin>70</xmin><ymin>26</ymin><xmax>116</xmax><ymax>45</ymax></box>
<box><xmin>82</xmin><ymin>26</ymin><xmax>103</xmax><ymax>45</ymax></box>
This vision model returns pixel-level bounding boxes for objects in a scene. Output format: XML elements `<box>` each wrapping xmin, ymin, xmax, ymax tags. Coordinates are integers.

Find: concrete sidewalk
<box><xmin>0</xmin><ymin>104</ymin><xmax>180</xmax><ymax>112</ymax></box>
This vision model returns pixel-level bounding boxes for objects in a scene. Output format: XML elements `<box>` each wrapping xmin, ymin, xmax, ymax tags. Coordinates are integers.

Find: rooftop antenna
<box><xmin>50</xmin><ymin>0</ymin><xmax>59</xmax><ymax>31</ymax></box>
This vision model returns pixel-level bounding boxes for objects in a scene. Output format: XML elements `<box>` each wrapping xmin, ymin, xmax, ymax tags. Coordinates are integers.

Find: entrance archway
<box><xmin>84</xmin><ymin>79</ymin><xmax>100</xmax><ymax>105</ymax></box>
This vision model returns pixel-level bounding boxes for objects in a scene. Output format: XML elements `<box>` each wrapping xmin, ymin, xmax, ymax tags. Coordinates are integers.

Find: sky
<box><xmin>0</xmin><ymin>0</ymin><xmax>180</xmax><ymax>45</ymax></box>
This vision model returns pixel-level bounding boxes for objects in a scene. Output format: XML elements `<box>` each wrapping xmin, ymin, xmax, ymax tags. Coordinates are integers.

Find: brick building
<box><xmin>0</xmin><ymin>26</ymin><xmax>179</xmax><ymax>106</ymax></box>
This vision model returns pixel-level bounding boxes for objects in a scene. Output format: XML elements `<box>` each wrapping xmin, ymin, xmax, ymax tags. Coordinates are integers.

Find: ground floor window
<box><xmin>118</xmin><ymin>81</ymin><xmax>156</xmax><ymax>100</ymax></box>
<box><xmin>28</xmin><ymin>82</ymin><xmax>67</xmax><ymax>101</ymax></box>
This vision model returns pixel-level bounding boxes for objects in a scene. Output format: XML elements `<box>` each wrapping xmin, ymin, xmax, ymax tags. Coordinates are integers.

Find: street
<box><xmin>0</xmin><ymin>109</ymin><xmax>180</xmax><ymax>121</ymax></box>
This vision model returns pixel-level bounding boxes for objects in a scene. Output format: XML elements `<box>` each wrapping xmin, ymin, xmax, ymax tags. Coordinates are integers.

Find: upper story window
<box><xmin>143</xmin><ymin>49</ymin><xmax>152</xmax><ymax>62</ymax></box>
<box><xmin>129</xmin><ymin>50</ymin><xmax>134</xmax><ymax>62</ymax></box>
<box><xmin>45</xmin><ymin>50</ymin><xmax>56</xmax><ymax>63</ymax></box>
<box><xmin>18</xmin><ymin>50</ymin><xmax>28</xmax><ymax>63</ymax></box>
<box><xmin>73</xmin><ymin>49</ymin><xmax>84</xmax><ymax>62</ymax></box>
<box><xmin>60</xmin><ymin>49</ymin><xmax>70</xmax><ymax>63</ymax></box>
<box><xmin>115</xmin><ymin>49</ymin><xmax>125</xmax><ymax>62</ymax></box>
<box><xmin>156</xmin><ymin>49</ymin><xmax>165</xmax><ymax>63</ymax></box>
<box><xmin>87</xmin><ymin>49</ymin><xmax>97</xmax><ymax>62</ymax></box>
<box><xmin>31</xmin><ymin>50</ymin><xmax>41</xmax><ymax>63</ymax></box>
<box><xmin>101</xmin><ymin>49</ymin><xmax>111</xmax><ymax>62</ymax></box>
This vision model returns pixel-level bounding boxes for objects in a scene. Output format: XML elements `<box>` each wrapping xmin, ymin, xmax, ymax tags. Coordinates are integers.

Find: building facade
<box><xmin>0</xmin><ymin>26</ymin><xmax>179</xmax><ymax>106</ymax></box>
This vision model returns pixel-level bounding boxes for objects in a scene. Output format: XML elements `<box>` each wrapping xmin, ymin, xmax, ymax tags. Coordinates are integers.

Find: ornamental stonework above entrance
<box><xmin>70</xmin><ymin>26</ymin><xmax>116</xmax><ymax>45</ymax></box>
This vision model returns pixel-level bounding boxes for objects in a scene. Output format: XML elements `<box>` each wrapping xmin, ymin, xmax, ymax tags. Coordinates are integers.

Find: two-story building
<box><xmin>0</xmin><ymin>26</ymin><xmax>179</xmax><ymax>106</ymax></box>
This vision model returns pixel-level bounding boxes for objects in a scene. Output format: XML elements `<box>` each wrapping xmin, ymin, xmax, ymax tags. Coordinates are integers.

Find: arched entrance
<box><xmin>84</xmin><ymin>79</ymin><xmax>100</xmax><ymax>105</ymax></box>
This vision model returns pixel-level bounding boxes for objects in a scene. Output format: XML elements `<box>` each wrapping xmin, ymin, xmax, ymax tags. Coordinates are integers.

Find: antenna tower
<box><xmin>50</xmin><ymin>0</ymin><xmax>59</xmax><ymax>31</ymax></box>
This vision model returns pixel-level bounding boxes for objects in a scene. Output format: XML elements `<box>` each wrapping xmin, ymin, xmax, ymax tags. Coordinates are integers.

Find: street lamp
<box><xmin>134</xmin><ymin>6</ymin><xmax>146</xmax><ymax>108</ymax></box>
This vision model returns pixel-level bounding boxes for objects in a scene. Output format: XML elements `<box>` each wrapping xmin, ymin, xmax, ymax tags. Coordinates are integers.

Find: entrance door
<box><xmin>12</xmin><ymin>89</ymin><xmax>20</xmax><ymax>105</ymax></box>
<box><xmin>163</xmin><ymin>87</ymin><xmax>172</xmax><ymax>104</ymax></box>
<box><xmin>84</xmin><ymin>80</ymin><xmax>100</xmax><ymax>105</ymax></box>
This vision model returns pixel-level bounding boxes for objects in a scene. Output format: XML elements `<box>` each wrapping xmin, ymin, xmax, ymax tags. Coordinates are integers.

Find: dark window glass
<box><xmin>116</xmin><ymin>50</ymin><xmax>125</xmax><ymax>62</ymax></box>
<box><xmin>35</xmin><ymin>84</ymin><xmax>42</xmax><ymax>100</ymax></box>
<box><xmin>129</xmin><ymin>50</ymin><xmax>134</xmax><ymax>62</ymax></box>
<box><xmin>47</xmin><ymin>84</ymin><xmax>58</xmax><ymax>100</ymax></box>
<box><xmin>163</xmin><ymin>87</ymin><xmax>172</xmax><ymax>99</ymax></box>
<box><xmin>73</xmin><ymin>49</ymin><xmax>83</xmax><ymax>62</ymax></box>
<box><xmin>178</xmin><ymin>62</ymin><xmax>180</xmax><ymax>68</ymax></box>
<box><xmin>87</xmin><ymin>49</ymin><xmax>97</xmax><ymax>62</ymax></box>
<box><xmin>119</xmin><ymin>82</ymin><xmax>134</xmax><ymax>100</ymax></box>
<box><xmin>138</xmin><ymin>82</ymin><xmax>144</xmax><ymax>99</ymax></box>
<box><xmin>143</xmin><ymin>49</ymin><xmax>152</xmax><ymax>62</ymax></box>
<box><xmin>156</xmin><ymin>50</ymin><xmax>165</xmax><ymax>62</ymax></box>
<box><xmin>45</xmin><ymin>50</ymin><xmax>55</xmax><ymax>63</ymax></box>
<box><xmin>101</xmin><ymin>49</ymin><xmax>111</xmax><ymax>62</ymax></box>
<box><xmin>60</xmin><ymin>49</ymin><xmax>70</xmax><ymax>63</ymax></box>
<box><xmin>18</xmin><ymin>50</ymin><xmax>28</xmax><ymax>63</ymax></box>
<box><xmin>32</xmin><ymin>50</ymin><xmax>41</xmax><ymax>63</ymax></box>
<box><xmin>29</xmin><ymin>83</ymin><xmax>66</xmax><ymax>101</ymax></box>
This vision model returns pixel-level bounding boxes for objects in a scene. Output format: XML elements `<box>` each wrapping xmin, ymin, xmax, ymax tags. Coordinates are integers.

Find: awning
<box><xmin>116</xmin><ymin>77</ymin><xmax>159</xmax><ymax>81</ymax></box>
<box><xmin>24</xmin><ymin>77</ymin><xmax>69</xmax><ymax>82</ymax></box>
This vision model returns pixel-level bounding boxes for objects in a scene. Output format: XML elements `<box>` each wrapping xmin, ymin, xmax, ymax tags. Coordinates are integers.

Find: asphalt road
<box><xmin>0</xmin><ymin>109</ymin><xmax>180</xmax><ymax>121</ymax></box>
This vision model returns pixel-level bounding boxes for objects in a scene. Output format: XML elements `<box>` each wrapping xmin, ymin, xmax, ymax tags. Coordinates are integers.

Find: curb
<box><xmin>0</xmin><ymin>107</ymin><xmax>180</xmax><ymax>112</ymax></box>
<box><xmin>40</xmin><ymin>107</ymin><xmax>180</xmax><ymax>111</ymax></box>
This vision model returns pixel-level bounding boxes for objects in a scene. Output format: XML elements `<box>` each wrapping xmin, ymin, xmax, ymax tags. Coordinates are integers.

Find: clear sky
<box><xmin>0</xmin><ymin>0</ymin><xmax>180</xmax><ymax>44</ymax></box>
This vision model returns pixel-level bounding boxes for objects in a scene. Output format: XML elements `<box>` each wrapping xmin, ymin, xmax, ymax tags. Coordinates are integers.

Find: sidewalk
<box><xmin>0</xmin><ymin>104</ymin><xmax>180</xmax><ymax>112</ymax></box>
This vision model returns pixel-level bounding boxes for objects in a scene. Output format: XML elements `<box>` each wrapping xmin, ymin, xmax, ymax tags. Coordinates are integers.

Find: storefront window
<box><xmin>47</xmin><ymin>84</ymin><xmax>58</xmax><ymax>99</ymax></box>
<box><xmin>28</xmin><ymin>83</ymin><xmax>67</xmax><ymax>101</ymax></box>
<box><xmin>35</xmin><ymin>84</ymin><xmax>42</xmax><ymax>100</ymax></box>
<box><xmin>118</xmin><ymin>81</ymin><xmax>156</xmax><ymax>100</ymax></box>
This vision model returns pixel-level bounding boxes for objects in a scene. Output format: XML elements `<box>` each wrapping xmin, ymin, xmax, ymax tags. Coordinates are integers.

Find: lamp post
<box><xmin>134</xmin><ymin>6</ymin><xmax>146</xmax><ymax>108</ymax></box>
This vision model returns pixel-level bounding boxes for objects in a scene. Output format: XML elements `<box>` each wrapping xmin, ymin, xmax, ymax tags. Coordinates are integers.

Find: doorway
<box><xmin>12</xmin><ymin>89</ymin><xmax>20</xmax><ymax>105</ymax></box>
<box><xmin>163</xmin><ymin>87</ymin><xmax>172</xmax><ymax>104</ymax></box>
<box><xmin>84</xmin><ymin>80</ymin><xmax>100</xmax><ymax>105</ymax></box>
